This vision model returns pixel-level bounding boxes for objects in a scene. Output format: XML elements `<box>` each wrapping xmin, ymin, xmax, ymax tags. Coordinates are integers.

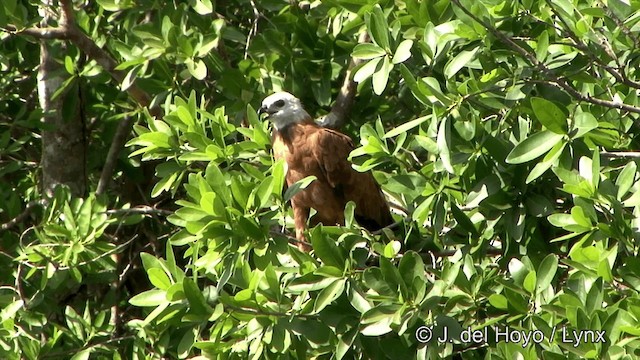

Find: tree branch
<box><xmin>5</xmin><ymin>25</ymin><xmax>68</xmax><ymax>39</ymax></box>
<box><xmin>601</xmin><ymin>151</ymin><xmax>640</xmax><ymax>159</ymax></box>
<box><xmin>103</xmin><ymin>206</ymin><xmax>173</xmax><ymax>216</ymax></box>
<box><xmin>1</xmin><ymin>200</ymin><xmax>47</xmax><ymax>231</ymax></box>
<box><xmin>269</xmin><ymin>229</ymin><xmax>312</xmax><ymax>248</ymax></box>
<box><xmin>451</xmin><ymin>0</ymin><xmax>640</xmax><ymax>115</ymax></box>
<box><xmin>545</xmin><ymin>1</ymin><xmax>640</xmax><ymax>90</ymax></box>
<box><xmin>2</xmin><ymin>2</ymin><xmax>162</xmax><ymax>119</ymax></box>
<box><xmin>96</xmin><ymin>116</ymin><xmax>135</xmax><ymax>195</ymax></box>
<box><xmin>320</xmin><ymin>32</ymin><xmax>370</xmax><ymax>129</ymax></box>
<box><xmin>59</xmin><ymin>0</ymin><xmax>75</xmax><ymax>26</ymax></box>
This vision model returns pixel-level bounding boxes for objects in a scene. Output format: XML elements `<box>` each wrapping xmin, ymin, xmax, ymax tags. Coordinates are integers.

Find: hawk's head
<box><xmin>259</xmin><ymin>92</ymin><xmax>311</xmax><ymax>130</ymax></box>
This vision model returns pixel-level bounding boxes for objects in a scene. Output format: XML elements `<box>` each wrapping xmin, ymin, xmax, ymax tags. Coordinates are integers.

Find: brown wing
<box><xmin>310</xmin><ymin>128</ymin><xmax>393</xmax><ymax>231</ymax></box>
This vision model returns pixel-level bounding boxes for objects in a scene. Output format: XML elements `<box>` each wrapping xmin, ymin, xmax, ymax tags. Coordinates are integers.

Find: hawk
<box><xmin>259</xmin><ymin>92</ymin><xmax>393</xmax><ymax>251</ymax></box>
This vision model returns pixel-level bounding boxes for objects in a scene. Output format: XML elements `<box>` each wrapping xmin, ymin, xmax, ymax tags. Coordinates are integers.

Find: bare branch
<box><xmin>1</xmin><ymin>200</ymin><xmax>47</xmax><ymax>231</ymax></box>
<box><xmin>59</xmin><ymin>0</ymin><xmax>75</xmax><ymax>27</ymax></box>
<box><xmin>103</xmin><ymin>206</ymin><xmax>173</xmax><ymax>216</ymax></box>
<box><xmin>97</xmin><ymin>116</ymin><xmax>135</xmax><ymax>195</ymax></box>
<box><xmin>429</xmin><ymin>247</ymin><xmax>502</xmax><ymax>258</ymax></box>
<box><xmin>320</xmin><ymin>32</ymin><xmax>370</xmax><ymax>129</ymax></box>
<box><xmin>601</xmin><ymin>151</ymin><xmax>640</xmax><ymax>159</ymax></box>
<box><xmin>245</xmin><ymin>0</ymin><xmax>260</xmax><ymax>60</ymax></box>
<box><xmin>371</xmin><ymin>220</ymin><xmax>403</xmax><ymax>235</ymax></box>
<box><xmin>8</xmin><ymin>26</ymin><xmax>69</xmax><ymax>39</ymax></box>
<box><xmin>269</xmin><ymin>229</ymin><xmax>312</xmax><ymax>248</ymax></box>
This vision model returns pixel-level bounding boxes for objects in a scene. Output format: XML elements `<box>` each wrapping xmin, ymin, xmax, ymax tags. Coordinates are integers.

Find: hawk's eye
<box><xmin>275</xmin><ymin>99</ymin><xmax>285</xmax><ymax>108</ymax></box>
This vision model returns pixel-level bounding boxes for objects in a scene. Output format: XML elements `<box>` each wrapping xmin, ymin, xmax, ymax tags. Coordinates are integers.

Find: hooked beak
<box><xmin>258</xmin><ymin>105</ymin><xmax>269</xmax><ymax>117</ymax></box>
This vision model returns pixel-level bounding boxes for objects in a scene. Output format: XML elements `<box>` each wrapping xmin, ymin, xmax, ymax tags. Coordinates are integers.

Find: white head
<box><xmin>259</xmin><ymin>92</ymin><xmax>312</xmax><ymax>130</ymax></box>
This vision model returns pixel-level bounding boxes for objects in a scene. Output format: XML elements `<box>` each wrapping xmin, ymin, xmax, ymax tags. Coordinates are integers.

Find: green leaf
<box><xmin>178</xmin><ymin>329</ymin><xmax>196</xmax><ymax>358</ymax></box>
<box><xmin>525</xmin><ymin>141</ymin><xmax>566</xmax><ymax>183</ymax></box>
<box><xmin>193</xmin><ymin>0</ymin><xmax>213</xmax><ymax>14</ymax></box>
<box><xmin>383</xmin><ymin>116</ymin><xmax>429</xmax><ymax>139</ymax></box>
<box><xmin>310</xmin><ymin>226</ymin><xmax>345</xmax><ymax>268</ymax></box>
<box><xmin>609</xmin><ymin>0</ymin><xmax>632</xmax><ymax>18</ymax></box>
<box><xmin>64</xmin><ymin>56</ymin><xmax>75</xmax><ymax>74</ymax></box>
<box><xmin>352</xmin><ymin>43</ymin><xmax>387</xmax><ymax>60</ymax></box>
<box><xmin>591</xmin><ymin>147</ymin><xmax>600</xmax><ymax>189</ymax></box>
<box><xmin>354</xmin><ymin>58</ymin><xmax>381</xmax><ymax>83</ymax></box>
<box><xmin>183</xmin><ymin>278</ymin><xmax>212</xmax><ymax>316</ymax></box>
<box><xmin>399</xmin><ymin>64</ymin><xmax>430</xmax><ymax>105</ymax></box>
<box><xmin>348</xmin><ymin>282</ymin><xmax>372</xmax><ymax>313</ymax></box>
<box><xmin>121</xmin><ymin>66</ymin><xmax>138</xmax><ymax>91</ymax></box>
<box><xmin>76</xmin><ymin>196</ymin><xmax>92</xmax><ymax>237</ymax></box>
<box><xmin>288</xmin><ymin>275</ymin><xmax>337</xmax><ymax>292</ymax></box>
<box><xmin>366</xmin><ymin>5</ymin><xmax>390</xmax><ymax>50</ymax></box>
<box><xmin>616</xmin><ymin>161</ymin><xmax>637</xmax><ymax>199</ymax></box>
<box><xmin>398</xmin><ymin>251</ymin><xmax>426</xmax><ymax>295</ymax></box>
<box><xmin>506</xmin><ymin>130</ymin><xmax>564</xmax><ymax>164</ymax></box>
<box><xmin>536</xmin><ymin>254</ymin><xmax>558</xmax><ymax>294</ymax></box>
<box><xmin>336</xmin><ymin>328</ymin><xmax>357</xmax><ymax>360</ymax></box>
<box><xmin>572</xmin><ymin>112</ymin><xmax>598</xmax><ymax>138</ymax></box>
<box><xmin>488</xmin><ymin>294</ymin><xmax>508</xmax><ymax>309</ymax></box>
<box><xmin>383</xmin><ymin>241</ymin><xmax>401</xmax><ymax>258</ymax></box>
<box><xmin>548</xmin><ymin>213</ymin><xmax>589</xmax><ymax>232</ymax></box>
<box><xmin>392</xmin><ymin>39</ymin><xmax>413</xmax><ymax>64</ymax></box>
<box><xmin>152</xmin><ymin>171</ymin><xmax>179</xmax><ymax>198</ymax></box>
<box><xmin>148</xmin><ymin>268</ymin><xmax>172</xmax><ymax>290</ymax></box>
<box><xmin>571</xmin><ymin>206</ymin><xmax>592</xmax><ymax>228</ymax></box>
<box><xmin>312</xmin><ymin>279</ymin><xmax>346</xmax><ymax>314</ymax></box>
<box><xmin>361</xmin><ymin>305</ymin><xmax>397</xmax><ymax>336</ymax></box>
<box><xmin>272</xmin><ymin>159</ymin><xmax>286</xmax><ymax>197</ymax></box>
<box><xmin>437</xmin><ymin>117</ymin><xmax>454</xmax><ymax>173</ymax></box>
<box><xmin>140</xmin><ymin>252</ymin><xmax>166</xmax><ymax>272</ymax></box>
<box><xmin>444</xmin><ymin>48</ymin><xmax>478</xmax><ymax>79</ymax></box>
<box><xmin>344</xmin><ymin>201</ymin><xmax>355</xmax><ymax>228</ymax></box>
<box><xmin>129</xmin><ymin>289</ymin><xmax>167</xmax><ymax>307</ymax></box>
<box><xmin>284</xmin><ymin>176</ymin><xmax>316</xmax><ymax>202</ymax></box>
<box><xmin>97</xmin><ymin>0</ymin><xmax>130</xmax><ymax>11</ymax></box>
<box><xmin>372</xmin><ymin>56</ymin><xmax>392</xmax><ymax>95</ymax></box>
<box><xmin>536</xmin><ymin>30</ymin><xmax>549</xmax><ymax>62</ymax></box>
<box><xmin>523</xmin><ymin>271</ymin><xmax>536</xmax><ymax>293</ymax></box>
<box><xmin>187</xmin><ymin>59</ymin><xmax>207</xmax><ymax>80</ymax></box>
<box><xmin>530</xmin><ymin>97</ymin><xmax>568</xmax><ymax>134</ymax></box>
<box><xmin>70</xmin><ymin>348</ymin><xmax>92</xmax><ymax>360</ymax></box>
<box><xmin>253</xmin><ymin>176</ymin><xmax>274</xmax><ymax>209</ymax></box>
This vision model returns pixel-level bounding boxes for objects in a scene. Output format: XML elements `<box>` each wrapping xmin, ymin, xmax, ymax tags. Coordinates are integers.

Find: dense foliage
<box><xmin>2</xmin><ymin>0</ymin><xmax>640</xmax><ymax>359</ymax></box>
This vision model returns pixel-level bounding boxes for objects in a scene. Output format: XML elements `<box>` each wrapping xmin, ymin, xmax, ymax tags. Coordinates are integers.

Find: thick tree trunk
<box><xmin>37</xmin><ymin>2</ymin><xmax>86</xmax><ymax>197</ymax></box>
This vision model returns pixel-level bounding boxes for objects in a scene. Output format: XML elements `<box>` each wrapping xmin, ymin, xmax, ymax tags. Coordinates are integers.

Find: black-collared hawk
<box><xmin>259</xmin><ymin>92</ymin><xmax>393</xmax><ymax>251</ymax></box>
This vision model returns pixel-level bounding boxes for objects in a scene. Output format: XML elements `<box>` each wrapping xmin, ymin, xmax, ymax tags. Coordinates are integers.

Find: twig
<box><xmin>225</xmin><ymin>304</ymin><xmax>313</xmax><ymax>319</ymax></box>
<box><xmin>597</xmin><ymin>0</ymin><xmax>640</xmax><ymax>52</ymax></box>
<box><xmin>103</xmin><ymin>206</ymin><xmax>173</xmax><ymax>216</ymax></box>
<box><xmin>450</xmin><ymin>0</ymin><xmax>640</xmax><ymax>115</ymax></box>
<box><xmin>388</xmin><ymin>201</ymin><xmax>409</xmax><ymax>216</ymax></box>
<box><xmin>429</xmin><ymin>248</ymin><xmax>502</xmax><ymax>258</ymax></box>
<box><xmin>601</xmin><ymin>151</ymin><xmax>640</xmax><ymax>159</ymax></box>
<box><xmin>96</xmin><ymin>115</ymin><xmax>135</xmax><ymax>195</ymax></box>
<box><xmin>371</xmin><ymin>220</ymin><xmax>403</xmax><ymax>235</ymax></box>
<box><xmin>1</xmin><ymin>199</ymin><xmax>47</xmax><ymax>230</ymax></box>
<box><xmin>545</xmin><ymin>1</ymin><xmax>640</xmax><ymax>90</ymax></box>
<box><xmin>269</xmin><ymin>229</ymin><xmax>312</xmax><ymax>248</ymax></box>
<box><xmin>1</xmin><ymin>1</ymin><xmax>162</xmax><ymax>118</ymax></box>
<box><xmin>11</xmin><ymin>234</ymin><xmax>139</xmax><ymax>272</ymax></box>
<box><xmin>320</xmin><ymin>32</ymin><xmax>370</xmax><ymax>129</ymax></box>
<box><xmin>245</xmin><ymin>0</ymin><xmax>260</xmax><ymax>60</ymax></box>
